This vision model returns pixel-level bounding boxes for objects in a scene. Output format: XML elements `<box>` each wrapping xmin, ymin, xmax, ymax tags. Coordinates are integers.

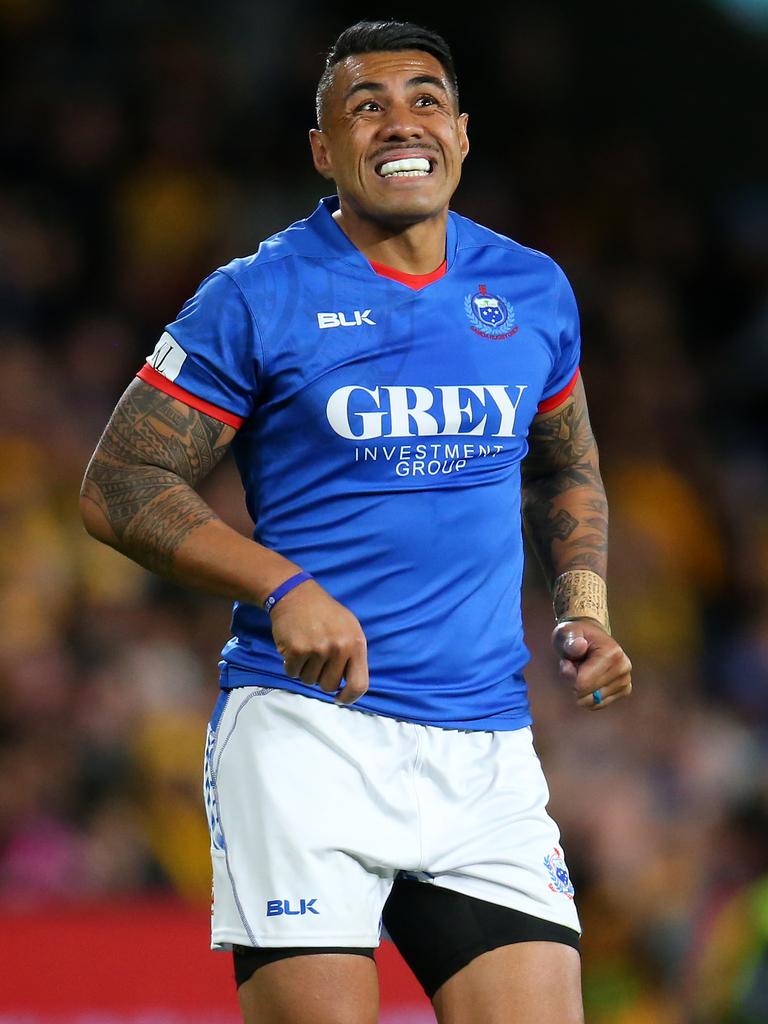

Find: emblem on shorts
<box><xmin>544</xmin><ymin>847</ymin><xmax>575</xmax><ymax>899</ymax></box>
<box><xmin>464</xmin><ymin>284</ymin><xmax>519</xmax><ymax>339</ymax></box>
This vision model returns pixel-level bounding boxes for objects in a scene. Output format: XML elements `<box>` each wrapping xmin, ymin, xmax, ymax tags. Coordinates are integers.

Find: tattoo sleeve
<box><xmin>80</xmin><ymin>379</ymin><xmax>236</xmax><ymax>576</ymax></box>
<box><xmin>521</xmin><ymin>377</ymin><xmax>608</xmax><ymax>586</ymax></box>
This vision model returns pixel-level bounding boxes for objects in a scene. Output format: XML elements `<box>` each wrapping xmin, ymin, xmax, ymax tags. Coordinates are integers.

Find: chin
<box><xmin>370</xmin><ymin>194</ymin><xmax>444</xmax><ymax>226</ymax></box>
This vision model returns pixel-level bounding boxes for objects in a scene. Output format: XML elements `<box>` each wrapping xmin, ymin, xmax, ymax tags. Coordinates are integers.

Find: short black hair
<box><xmin>316</xmin><ymin>20</ymin><xmax>459</xmax><ymax>127</ymax></box>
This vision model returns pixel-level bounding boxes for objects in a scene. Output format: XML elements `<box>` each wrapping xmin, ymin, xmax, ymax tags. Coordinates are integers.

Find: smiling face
<box><xmin>309</xmin><ymin>50</ymin><xmax>469</xmax><ymax>229</ymax></box>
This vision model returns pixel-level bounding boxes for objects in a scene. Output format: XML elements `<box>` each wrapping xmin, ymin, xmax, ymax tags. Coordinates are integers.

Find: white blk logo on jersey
<box><xmin>317</xmin><ymin>310</ymin><xmax>376</xmax><ymax>329</ymax></box>
<box><xmin>146</xmin><ymin>332</ymin><xmax>187</xmax><ymax>381</ymax></box>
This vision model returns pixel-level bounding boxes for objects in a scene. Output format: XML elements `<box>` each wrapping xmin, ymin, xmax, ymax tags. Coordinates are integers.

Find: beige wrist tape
<box><xmin>553</xmin><ymin>570</ymin><xmax>611</xmax><ymax>634</ymax></box>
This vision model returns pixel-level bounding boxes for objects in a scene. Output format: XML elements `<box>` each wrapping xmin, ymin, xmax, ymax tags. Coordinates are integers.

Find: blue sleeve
<box><xmin>541</xmin><ymin>263</ymin><xmax>581</xmax><ymax>401</ymax></box>
<box><xmin>144</xmin><ymin>269</ymin><xmax>262</xmax><ymax>422</ymax></box>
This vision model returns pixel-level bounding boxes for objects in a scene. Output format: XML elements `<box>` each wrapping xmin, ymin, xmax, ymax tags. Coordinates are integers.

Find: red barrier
<box><xmin>0</xmin><ymin>900</ymin><xmax>432</xmax><ymax>1022</ymax></box>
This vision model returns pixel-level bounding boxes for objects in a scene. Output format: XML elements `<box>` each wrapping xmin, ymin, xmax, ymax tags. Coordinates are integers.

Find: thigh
<box><xmin>238</xmin><ymin>952</ymin><xmax>379</xmax><ymax>1024</ymax></box>
<box><xmin>383</xmin><ymin>877</ymin><xmax>580</xmax><ymax>1003</ymax></box>
<box><xmin>384</xmin><ymin>724</ymin><xmax>584</xmax><ymax>1022</ymax></box>
<box><xmin>432</xmin><ymin>942</ymin><xmax>583</xmax><ymax>1024</ymax></box>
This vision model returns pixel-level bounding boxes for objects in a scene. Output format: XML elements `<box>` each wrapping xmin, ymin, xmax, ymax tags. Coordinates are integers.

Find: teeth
<box><xmin>379</xmin><ymin>157</ymin><xmax>431</xmax><ymax>177</ymax></box>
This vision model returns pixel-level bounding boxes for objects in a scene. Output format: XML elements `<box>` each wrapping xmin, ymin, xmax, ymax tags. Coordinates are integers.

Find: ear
<box><xmin>309</xmin><ymin>128</ymin><xmax>334</xmax><ymax>180</ymax></box>
<box><xmin>458</xmin><ymin>113</ymin><xmax>470</xmax><ymax>163</ymax></box>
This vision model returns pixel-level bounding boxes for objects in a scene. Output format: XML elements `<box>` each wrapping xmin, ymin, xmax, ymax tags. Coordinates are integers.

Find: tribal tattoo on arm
<box><xmin>521</xmin><ymin>377</ymin><xmax>608</xmax><ymax>585</ymax></box>
<box><xmin>80</xmin><ymin>379</ymin><xmax>236</xmax><ymax>576</ymax></box>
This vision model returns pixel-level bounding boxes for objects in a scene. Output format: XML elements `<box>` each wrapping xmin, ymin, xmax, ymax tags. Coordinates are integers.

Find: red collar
<box><xmin>370</xmin><ymin>258</ymin><xmax>447</xmax><ymax>290</ymax></box>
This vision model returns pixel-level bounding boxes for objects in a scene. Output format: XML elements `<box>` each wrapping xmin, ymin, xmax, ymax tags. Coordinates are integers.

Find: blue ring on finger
<box><xmin>592</xmin><ymin>689</ymin><xmax>603</xmax><ymax>706</ymax></box>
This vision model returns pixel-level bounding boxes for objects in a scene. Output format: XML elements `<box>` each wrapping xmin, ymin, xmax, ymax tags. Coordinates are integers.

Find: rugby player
<box><xmin>80</xmin><ymin>19</ymin><xmax>632</xmax><ymax>1024</ymax></box>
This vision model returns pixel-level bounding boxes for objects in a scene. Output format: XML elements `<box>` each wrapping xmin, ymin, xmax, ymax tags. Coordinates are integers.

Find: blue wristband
<box><xmin>264</xmin><ymin>571</ymin><xmax>313</xmax><ymax>614</ymax></box>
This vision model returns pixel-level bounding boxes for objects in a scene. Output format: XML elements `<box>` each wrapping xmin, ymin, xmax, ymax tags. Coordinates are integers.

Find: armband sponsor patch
<box><xmin>146</xmin><ymin>332</ymin><xmax>187</xmax><ymax>382</ymax></box>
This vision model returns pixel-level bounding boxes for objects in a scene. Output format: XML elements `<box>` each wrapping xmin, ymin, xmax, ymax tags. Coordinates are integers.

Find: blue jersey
<box><xmin>140</xmin><ymin>195</ymin><xmax>581</xmax><ymax>730</ymax></box>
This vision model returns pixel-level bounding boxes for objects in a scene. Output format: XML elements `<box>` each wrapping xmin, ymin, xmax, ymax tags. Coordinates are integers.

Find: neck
<box><xmin>332</xmin><ymin>203</ymin><xmax>448</xmax><ymax>275</ymax></box>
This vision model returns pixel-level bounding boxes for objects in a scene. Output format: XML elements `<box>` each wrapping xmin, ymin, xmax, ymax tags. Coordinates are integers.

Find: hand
<box><xmin>270</xmin><ymin>580</ymin><xmax>369</xmax><ymax>705</ymax></box>
<box><xmin>552</xmin><ymin>619</ymin><xmax>632</xmax><ymax>710</ymax></box>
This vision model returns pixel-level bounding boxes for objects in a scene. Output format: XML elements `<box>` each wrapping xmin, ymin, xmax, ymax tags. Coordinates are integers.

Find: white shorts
<box><xmin>203</xmin><ymin>687</ymin><xmax>580</xmax><ymax>950</ymax></box>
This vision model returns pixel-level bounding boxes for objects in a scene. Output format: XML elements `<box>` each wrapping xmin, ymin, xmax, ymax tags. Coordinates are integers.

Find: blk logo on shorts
<box><xmin>266</xmin><ymin>898</ymin><xmax>320</xmax><ymax>916</ymax></box>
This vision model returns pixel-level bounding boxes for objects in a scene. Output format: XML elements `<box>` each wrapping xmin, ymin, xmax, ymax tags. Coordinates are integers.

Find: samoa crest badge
<box><xmin>544</xmin><ymin>847</ymin><xmax>575</xmax><ymax>899</ymax></box>
<box><xmin>464</xmin><ymin>283</ymin><xmax>519</xmax><ymax>339</ymax></box>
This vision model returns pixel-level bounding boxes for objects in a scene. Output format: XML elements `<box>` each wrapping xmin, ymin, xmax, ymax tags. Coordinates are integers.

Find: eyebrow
<box><xmin>343</xmin><ymin>74</ymin><xmax>448</xmax><ymax>103</ymax></box>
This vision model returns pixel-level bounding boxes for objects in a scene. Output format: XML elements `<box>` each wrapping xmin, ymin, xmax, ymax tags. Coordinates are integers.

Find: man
<box><xmin>80</xmin><ymin>19</ymin><xmax>632</xmax><ymax>1024</ymax></box>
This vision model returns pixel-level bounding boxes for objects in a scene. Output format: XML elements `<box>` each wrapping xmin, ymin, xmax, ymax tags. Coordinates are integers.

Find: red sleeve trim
<box><xmin>136</xmin><ymin>364</ymin><xmax>245</xmax><ymax>429</ymax></box>
<box><xmin>537</xmin><ymin>367</ymin><xmax>581</xmax><ymax>414</ymax></box>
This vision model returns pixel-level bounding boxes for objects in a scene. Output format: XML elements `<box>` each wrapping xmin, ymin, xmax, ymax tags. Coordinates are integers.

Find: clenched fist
<box><xmin>270</xmin><ymin>579</ymin><xmax>369</xmax><ymax>704</ymax></box>
<box><xmin>552</xmin><ymin>620</ymin><xmax>632</xmax><ymax>710</ymax></box>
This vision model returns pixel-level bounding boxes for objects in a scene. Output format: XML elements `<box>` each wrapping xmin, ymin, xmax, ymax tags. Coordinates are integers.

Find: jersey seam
<box><xmin>227</xmin><ymin>251</ymin><xmax>364</xmax><ymax>271</ymax></box>
<box><xmin>544</xmin><ymin>262</ymin><xmax>576</xmax><ymax>395</ymax></box>
<box><xmin>537</xmin><ymin>260</ymin><xmax>565</xmax><ymax>389</ymax></box>
<box><xmin>217</xmin><ymin>268</ymin><xmax>269</xmax><ymax>392</ymax></box>
<box><xmin>452</xmin><ymin>236</ymin><xmax>553</xmax><ymax>262</ymax></box>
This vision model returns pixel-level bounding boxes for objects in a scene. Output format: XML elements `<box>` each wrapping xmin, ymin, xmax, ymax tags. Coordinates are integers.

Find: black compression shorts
<box><xmin>233</xmin><ymin>876</ymin><xmax>579</xmax><ymax>998</ymax></box>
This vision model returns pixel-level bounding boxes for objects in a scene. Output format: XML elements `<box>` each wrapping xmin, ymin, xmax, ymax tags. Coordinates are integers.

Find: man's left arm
<box><xmin>521</xmin><ymin>376</ymin><xmax>632</xmax><ymax>710</ymax></box>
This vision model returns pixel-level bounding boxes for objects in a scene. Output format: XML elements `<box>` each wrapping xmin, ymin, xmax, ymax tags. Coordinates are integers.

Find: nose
<box><xmin>378</xmin><ymin>99</ymin><xmax>424</xmax><ymax>141</ymax></box>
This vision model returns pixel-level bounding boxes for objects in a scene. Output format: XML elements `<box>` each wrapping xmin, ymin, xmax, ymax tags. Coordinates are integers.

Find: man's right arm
<box><xmin>80</xmin><ymin>378</ymin><xmax>369</xmax><ymax>702</ymax></box>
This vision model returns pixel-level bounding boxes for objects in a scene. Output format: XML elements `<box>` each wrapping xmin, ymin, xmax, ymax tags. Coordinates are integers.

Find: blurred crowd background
<box><xmin>1</xmin><ymin>0</ymin><xmax>766</xmax><ymax>1021</ymax></box>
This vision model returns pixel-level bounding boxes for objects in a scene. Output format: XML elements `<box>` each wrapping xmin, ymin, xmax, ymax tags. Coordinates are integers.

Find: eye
<box><xmin>415</xmin><ymin>94</ymin><xmax>439</xmax><ymax>107</ymax></box>
<box><xmin>354</xmin><ymin>100</ymin><xmax>381</xmax><ymax>113</ymax></box>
